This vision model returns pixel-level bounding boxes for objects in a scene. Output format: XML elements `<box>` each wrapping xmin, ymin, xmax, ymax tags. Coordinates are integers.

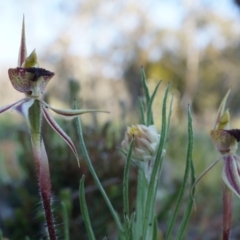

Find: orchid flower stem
<box><xmin>37</xmin><ymin>143</ymin><xmax>56</xmax><ymax>240</ymax></box>
<box><xmin>28</xmin><ymin>100</ymin><xmax>56</xmax><ymax>240</ymax></box>
<box><xmin>76</xmin><ymin>114</ymin><xmax>123</xmax><ymax>233</ymax></box>
<box><xmin>223</xmin><ymin>184</ymin><xmax>233</xmax><ymax>240</ymax></box>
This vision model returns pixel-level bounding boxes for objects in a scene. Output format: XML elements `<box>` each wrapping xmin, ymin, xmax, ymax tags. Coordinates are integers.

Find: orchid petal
<box><xmin>214</xmin><ymin>89</ymin><xmax>231</xmax><ymax>129</ymax></box>
<box><xmin>41</xmin><ymin>104</ymin><xmax>80</xmax><ymax>166</ymax></box>
<box><xmin>14</xmin><ymin>98</ymin><xmax>35</xmax><ymax>122</ymax></box>
<box><xmin>222</xmin><ymin>155</ymin><xmax>240</xmax><ymax>198</ymax></box>
<box><xmin>0</xmin><ymin>98</ymin><xmax>29</xmax><ymax>114</ymax></box>
<box><xmin>22</xmin><ymin>49</ymin><xmax>39</xmax><ymax>68</ymax></box>
<box><xmin>18</xmin><ymin>16</ymin><xmax>27</xmax><ymax>67</ymax></box>
<box><xmin>40</xmin><ymin>100</ymin><xmax>109</xmax><ymax>120</ymax></box>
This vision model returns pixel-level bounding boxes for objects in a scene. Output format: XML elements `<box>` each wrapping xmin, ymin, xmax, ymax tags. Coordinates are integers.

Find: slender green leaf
<box><xmin>141</xmin><ymin>67</ymin><xmax>150</xmax><ymax>104</ymax></box>
<box><xmin>152</xmin><ymin>216</ymin><xmax>158</xmax><ymax>240</ymax></box>
<box><xmin>123</xmin><ymin>138</ymin><xmax>134</xmax><ymax>239</ymax></box>
<box><xmin>61</xmin><ymin>202</ymin><xmax>70</xmax><ymax>240</ymax></box>
<box><xmin>138</xmin><ymin>97</ymin><xmax>146</xmax><ymax>125</ymax></box>
<box><xmin>176</xmin><ymin>106</ymin><xmax>195</xmax><ymax>239</ymax></box>
<box><xmin>123</xmin><ymin>138</ymin><xmax>134</xmax><ymax>217</ymax></box>
<box><xmin>75</xmin><ymin>109</ymin><xmax>123</xmax><ymax>232</ymax></box>
<box><xmin>134</xmin><ymin>166</ymin><xmax>148</xmax><ymax>240</ymax></box>
<box><xmin>0</xmin><ymin>230</ymin><xmax>2</xmax><ymax>240</ymax></box>
<box><xmin>130</xmin><ymin>211</ymin><xmax>136</xmax><ymax>238</ymax></box>
<box><xmin>142</xmin><ymin>83</ymin><xmax>170</xmax><ymax>239</ymax></box>
<box><xmin>79</xmin><ymin>176</ymin><xmax>96</xmax><ymax>240</ymax></box>
<box><xmin>146</xmin><ymin>81</ymin><xmax>161</xmax><ymax>126</ymax></box>
<box><xmin>166</xmin><ymin>94</ymin><xmax>174</xmax><ymax>138</ymax></box>
<box><xmin>166</xmin><ymin>105</ymin><xmax>194</xmax><ymax>240</ymax></box>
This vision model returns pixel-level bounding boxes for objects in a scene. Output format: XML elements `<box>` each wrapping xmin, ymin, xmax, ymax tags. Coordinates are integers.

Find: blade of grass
<box><xmin>165</xmin><ymin>105</ymin><xmax>194</xmax><ymax>240</ymax></box>
<box><xmin>61</xmin><ymin>202</ymin><xmax>70</xmax><ymax>240</ymax></box>
<box><xmin>79</xmin><ymin>175</ymin><xmax>96</xmax><ymax>240</ymax></box>
<box><xmin>75</xmin><ymin>110</ymin><xmax>123</xmax><ymax>233</ymax></box>
<box><xmin>176</xmin><ymin>106</ymin><xmax>195</xmax><ymax>239</ymax></box>
<box><xmin>135</xmin><ymin>165</ymin><xmax>148</xmax><ymax>239</ymax></box>
<box><xmin>141</xmin><ymin>83</ymin><xmax>170</xmax><ymax>239</ymax></box>
<box><xmin>152</xmin><ymin>215</ymin><xmax>158</xmax><ymax>240</ymax></box>
<box><xmin>130</xmin><ymin>211</ymin><xmax>136</xmax><ymax>238</ymax></box>
<box><xmin>123</xmin><ymin>138</ymin><xmax>134</xmax><ymax>239</ymax></box>
<box><xmin>146</xmin><ymin>81</ymin><xmax>161</xmax><ymax>126</ymax></box>
<box><xmin>166</xmin><ymin>94</ymin><xmax>173</xmax><ymax>137</ymax></box>
<box><xmin>138</xmin><ymin>97</ymin><xmax>146</xmax><ymax>125</ymax></box>
<box><xmin>123</xmin><ymin>138</ymin><xmax>134</xmax><ymax>217</ymax></box>
<box><xmin>141</xmin><ymin>67</ymin><xmax>150</xmax><ymax>104</ymax></box>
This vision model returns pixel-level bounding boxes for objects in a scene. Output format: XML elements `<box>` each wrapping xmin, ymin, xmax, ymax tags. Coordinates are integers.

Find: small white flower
<box><xmin>121</xmin><ymin>124</ymin><xmax>160</xmax><ymax>161</ymax></box>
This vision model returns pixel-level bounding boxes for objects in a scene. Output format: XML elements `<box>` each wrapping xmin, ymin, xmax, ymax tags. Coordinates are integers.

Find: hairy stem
<box><xmin>29</xmin><ymin>100</ymin><xmax>56</xmax><ymax>239</ymax></box>
<box><xmin>35</xmin><ymin>142</ymin><xmax>57</xmax><ymax>240</ymax></box>
<box><xmin>222</xmin><ymin>184</ymin><xmax>233</xmax><ymax>240</ymax></box>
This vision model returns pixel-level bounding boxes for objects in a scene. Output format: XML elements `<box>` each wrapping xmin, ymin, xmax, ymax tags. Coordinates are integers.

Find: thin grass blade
<box><xmin>138</xmin><ymin>97</ymin><xmax>146</xmax><ymax>125</ymax></box>
<box><xmin>166</xmin><ymin>94</ymin><xmax>173</xmax><ymax>137</ymax></box>
<box><xmin>141</xmin><ymin>83</ymin><xmax>170</xmax><ymax>239</ymax></box>
<box><xmin>141</xmin><ymin>67</ymin><xmax>150</xmax><ymax>104</ymax></box>
<box><xmin>152</xmin><ymin>216</ymin><xmax>158</xmax><ymax>240</ymax></box>
<box><xmin>61</xmin><ymin>202</ymin><xmax>70</xmax><ymax>240</ymax></box>
<box><xmin>123</xmin><ymin>138</ymin><xmax>134</xmax><ymax>217</ymax></box>
<box><xmin>176</xmin><ymin>106</ymin><xmax>195</xmax><ymax>239</ymax></box>
<box><xmin>134</xmin><ymin>165</ymin><xmax>148</xmax><ymax>240</ymax></box>
<box><xmin>75</xmin><ymin>105</ymin><xmax>123</xmax><ymax>232</ymax></box>
<box><xmin>166</xmin><ymin>105</ymin><xmax>194</xmax><ymax>240</ymax></box>
<box><xmin>79</xmin><ymin>176</ymin><xmax>96</xmax><ymax>240</ymax></box>
<box><xmin>146</xmin><ymin>81</ymin><xmax>161</xmax><ymax>126</ymax></box>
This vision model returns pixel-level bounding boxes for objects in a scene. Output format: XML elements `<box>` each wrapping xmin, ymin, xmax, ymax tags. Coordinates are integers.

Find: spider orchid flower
<box><xmin>195</xmin><ymin>89</ymin><xmax>240</xmax><ymax>199</ymax></box>
<box><xmin>0</xmin><ymin>18</ymin><xmax>107</xmax><ymax>240</ymax></box>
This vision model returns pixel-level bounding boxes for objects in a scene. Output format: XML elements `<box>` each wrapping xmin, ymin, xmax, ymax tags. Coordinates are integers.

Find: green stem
<box><xmin>76</xmin><ymin>115</ymin><xmax>123</xmax><ymax>233</ymax></box>
<box><xmin>61</xmin><ymin>202</ymin><xmax>70</xmax><ymax>240</ymax></box>
<box><xmin>79</xmin><ymin>176</ymin><xmax>96</xmax><ymax>240</ymax></box>
<box><xmin>141</xmin><ymin>84</ymin><xmax>169</xmax><ymax>239</ymax></box>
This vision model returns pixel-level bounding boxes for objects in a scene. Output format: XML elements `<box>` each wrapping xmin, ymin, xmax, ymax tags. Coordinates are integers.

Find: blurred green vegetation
<box><xmin>1</xmin><ymin>80</ymin><xmax>240</xmax><ymax>239</ymax></box>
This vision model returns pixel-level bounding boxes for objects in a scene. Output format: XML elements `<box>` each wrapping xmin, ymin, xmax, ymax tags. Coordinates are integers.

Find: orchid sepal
<box><xmin>0</xmin><ymin>98</ymin><xmax>29</xmax><ymax>114</ymax></box>
<box><xmin>41</xmin><ymin>105</ymin><xmax>80</xmax><ymax>167</ymax></box>
<box><xmin>18</xmin><ymin>16</ymin><xmax>27</xmax><ymax>68</ymax></box>
<box><xmin>40</xmin><ymin>100</ymin><xmax>109</xmax><ymax>119</ymax></box>
<box><xmin>214</xmin><ymin>89</ymin><xmax>231</xmax><ymax>130</ymax></box>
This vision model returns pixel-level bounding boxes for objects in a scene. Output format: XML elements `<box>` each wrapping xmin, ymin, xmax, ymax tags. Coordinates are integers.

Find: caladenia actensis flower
<box><xmin>195</xmin><ymin>89</ymin><xmax>240</xmax><ymax>240</ymax></box>
<box><xmin>0</xmin><ymin>18</ymin><xmax>107</xmax><ymax>240</ymax></box>
<box><xmin>210</xmin><ymin>92</ymin><xmax>240</xmax><ymax>197</ymax></box>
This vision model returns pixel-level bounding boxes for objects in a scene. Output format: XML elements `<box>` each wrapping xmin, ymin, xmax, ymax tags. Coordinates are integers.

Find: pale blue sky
<box><xmin>0</xmin><ymin>0</ymin><xmax>239</xmax><ymax>67</ymax></box>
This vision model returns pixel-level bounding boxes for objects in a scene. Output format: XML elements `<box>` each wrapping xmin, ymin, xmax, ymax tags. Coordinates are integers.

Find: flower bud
<box><xmin>121</xmin><ymin>124</ymin><xmax>160</xmax><ymax>161</ymax></box>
